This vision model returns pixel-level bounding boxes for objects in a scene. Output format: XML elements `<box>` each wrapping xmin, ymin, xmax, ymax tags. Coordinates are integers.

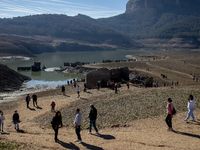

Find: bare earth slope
<box><xmin>1</xmin><ymin>53</ymin><xmax>200</xmax><ymax>150</ymax></box>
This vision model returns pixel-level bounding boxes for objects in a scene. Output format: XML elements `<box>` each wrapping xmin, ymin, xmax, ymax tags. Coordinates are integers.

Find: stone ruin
<box><xmin>86</xmin><ymin>67</ymin><xmax>129</xmax><ymax>89</ymax></box>
<box><xmin>130</xmin><ymin>74</ymin><xmax>153</xmax><ymax>87</ymax></box>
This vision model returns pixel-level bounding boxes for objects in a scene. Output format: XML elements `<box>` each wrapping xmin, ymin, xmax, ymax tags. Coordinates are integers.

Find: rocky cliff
<box><xmin>126</xmin><ymin>0</ymin><xmax>200</xmax><ymax>14</ymax></box>
<box><xmin>0</xmin><ymin>64</ymin><xmax>30</xmax><ymax>92</ymax></box>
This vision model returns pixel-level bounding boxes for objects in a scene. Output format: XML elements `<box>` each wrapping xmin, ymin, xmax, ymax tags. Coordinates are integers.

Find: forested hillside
<box><xmin>0</xmin><ymin>14</ymin><xmax>133</xmax><ymax>47</ymax></box>
<box><xmin>98</xmin><ymin>0</ymin><xmax>200</xmax><ymax>39</ymax></box>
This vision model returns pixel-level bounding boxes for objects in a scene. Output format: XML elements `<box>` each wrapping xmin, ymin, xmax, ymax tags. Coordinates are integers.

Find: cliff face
<box><xmin>126</xmin><ymin>0</ymin><xmax>200</xmax><ymax>13</ymax></box>
<box><xmin>0</xmin><ymin>64</ymin><xmax>30</xmax><ymax>92</ymax></box>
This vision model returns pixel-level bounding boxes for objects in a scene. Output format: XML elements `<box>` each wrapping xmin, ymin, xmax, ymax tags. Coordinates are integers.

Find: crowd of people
<box><xmin>0</xmin><ymin>79</ymin><xmax>197</xmax><ymax>146</ymax></box>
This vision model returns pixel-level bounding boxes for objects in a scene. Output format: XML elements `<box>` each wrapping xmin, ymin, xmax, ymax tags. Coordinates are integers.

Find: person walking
<box><xmin>115</xmin><ymin>84</ymin><xmax>118</xmax><ymax>94</ymax></box>
<box><xmin>26</xmin><ymin>94</ymin><xmax>30</xmax><ymax>108</ymax></box>
<box><xmin>76</xmin><ymin>85</ymin><xmax>81</xmax><ymax>98</ymax></box>
<box><xmin>13</xmin><ymin>110</ymin><xmax>20</xmax><ymax>131</ymax></box>
<box><xmin>32</xmin><ymin>93</ymin><xmax>37</xmax><ymax>107</ymax></box>
<box><xmin>74</xmin><ymin>108</ymin><xmax>82</xmax><ymax>144</ymax></box>
<box><xmin>165</xmin><ymin>98</ymin><xmax>173</xmax><ymax>131</ymax></box>
<box><xmin>127</xmin><ymin>82</ymin><xmax>130</xmax><ymax>90</ymax></box>
<box><xmin>61</xmin><ymin>85</ymin><xmax>65</xmax><ymax>96</ymax></box>
<box><xmin>52</xmin><ymin>111</ymin><xmax>63</xmax><ymax>142</ymax></box>
<box><xmin>97</xmin><ymin>81</ymin><xmax>100</xmax><ymax>90</ymax></box>
<box><xmin>0</xmin><ymin>112</ymin><xmax>5</xmax><ymax>132</ymax></box>
<box><xmin>184</xmin><ymin>95</ymin><xmax>195</xmax><ymax>121</ymax></box>
<box><xmin>51</xmin><ymin>101</ymin><xmax>56</xmax><ymax>112</ymax></box>
<box><xmin>88</xmin><ymin>104</ymin><xmax>98</xmax><ymax>134</ymax></box>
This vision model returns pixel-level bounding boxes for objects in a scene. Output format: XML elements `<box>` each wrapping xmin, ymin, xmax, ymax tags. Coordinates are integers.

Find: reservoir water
<box><xmin>0</xmin><ymin>50</ymin><xmax>162</xmax><ymax>85</ymax></box>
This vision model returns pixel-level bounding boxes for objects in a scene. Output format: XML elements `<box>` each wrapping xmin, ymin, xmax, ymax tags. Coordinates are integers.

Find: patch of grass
<box><xmin>37</xmin><ymin>87</ymin><xmax>200</xmax><ymax>129</ymax></box>
<box><xmin>0</xmin><ymin>142</ymin><xmax>20</xmax><ymax>150</ymax></box>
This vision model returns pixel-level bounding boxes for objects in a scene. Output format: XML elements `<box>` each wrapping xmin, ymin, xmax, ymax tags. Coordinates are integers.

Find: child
<box><xmin>127</xmin><ymin>82</ymin><xmax>130</xmax><ymax>90</ymax></box>
<box><xmin>0</xmin><ymin>113</ymin><xmax>5</xmax><ymax>132</ymax></box>
<box><xmin>51</xmin><ymin>101</ymin><xmax>56</xmax><ymax>112</ymax></box>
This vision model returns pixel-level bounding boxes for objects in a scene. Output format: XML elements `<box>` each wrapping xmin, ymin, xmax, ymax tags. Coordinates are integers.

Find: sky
<box><xmin>0</xmin><ymin>0</ymin><xmax>129</xmax><ymax>19</ymax></box>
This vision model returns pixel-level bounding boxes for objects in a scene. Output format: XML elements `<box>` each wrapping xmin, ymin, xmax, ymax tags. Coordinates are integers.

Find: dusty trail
<box><xmin>1</xmin><ymin>84</ymin><xmax>200</xmax><ymax>150</ymax></box>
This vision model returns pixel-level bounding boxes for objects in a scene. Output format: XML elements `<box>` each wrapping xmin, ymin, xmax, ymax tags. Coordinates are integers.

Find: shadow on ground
<box><xmin>82</xmin><ymin>142</ymin><xmax>103</xmax><ymax>150</ymax></box>
<box><xmin>36</xmin><ymin>106</ymin><xmax>42</xmax><ymax>109</ymax></box>
<box><xmin>57</xmin><ymin>141</ymin><xmax>80</xmax><ymax>150</ymax></box>
<box><xmin>28</xmin><ymin>107</ymin><xmax>36</xmax><ymax>111</ymax></box>
<box><xmin>1</xmin><ymin>132</ymin><xmax>10</xmax><ymax>135</ymax></box>
<box><xmin>17</xmin><ymin>129</ymin><xmax>25</xmax><ymax>133</ymax></box>
<box><xmin>92</xmin><ymin>133</ymin><xmax>116</xmax><ymax>140</ymax></box>
<box><xmin>173</xmin><ymin>130</ymin><xmax>200</xmax><ymax>139</ymax></box>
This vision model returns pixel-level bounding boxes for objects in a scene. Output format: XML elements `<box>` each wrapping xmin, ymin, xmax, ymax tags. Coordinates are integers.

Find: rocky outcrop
<box><xmin>0</xmin><ymin>64</ymin><xmax>31</xmax><ymax>92</ymax></box>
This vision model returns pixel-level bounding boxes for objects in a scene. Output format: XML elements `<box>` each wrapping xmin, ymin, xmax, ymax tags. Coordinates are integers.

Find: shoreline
<box><xmin>0</xmin><ymin>56</ymin><xmax>32</xmax><ymax>62</ymax></box>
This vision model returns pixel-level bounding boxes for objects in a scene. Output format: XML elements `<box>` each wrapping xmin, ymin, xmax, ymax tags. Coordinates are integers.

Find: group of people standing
<box><xmin>165</xmin><ymin>94</ymin><xmax>195</xmax><ymax>131</ymax></box>
<box><xmin>51</xmin><ymin>104</ymin><xmax>98</xmax><ymax>144</ymax></box>
<box><xmin>26</xmin><ymin>93</ymin><xmax>37</xmax><ymax>108</ymax></box>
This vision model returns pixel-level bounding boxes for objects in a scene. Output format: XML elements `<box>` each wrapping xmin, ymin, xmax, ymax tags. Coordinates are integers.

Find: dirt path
<box><xmin>1</xmin><ymin>84</ymin><xmax>200</xmax><ymax>150</ymax></box>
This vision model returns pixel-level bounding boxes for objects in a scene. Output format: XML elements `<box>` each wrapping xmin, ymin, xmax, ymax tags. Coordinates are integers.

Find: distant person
<box><xmin>76</xmin><ymin>85</ymin><xmax>81</xmax><ymax>98</ymax></box>
<box><xmin>52</xmin><ymin>111</ymin><xmax>63</xmax><ymax>142</ymax></box>
<box><xmin>115</xmin><ymin>84</ymin><xmax>118</xmax><ymax>94</ymax></box>
<box><xmin>164</xmin><ymin>83</ymin><xmax>166</xmax><ymax>87</ymax></box>
<box><xmin>67</xmin><ymin>81</ymin><xmax>69</xmax><ymax>85</ymax></box>
<box><xmin>156</xmin><ymin>82</ymin><xmax>158</xmax><ymax>87</ymax></box>
<box><xmin>13</xmin><ymin>110</ymin><xmax>20</xmax><ymax>131</ymax></box>
<box><xmin>184</xmin><ymin>95</ymin><xmax>195</xmax><ymax>122</ymax></box>
<box><xmin>74</xmin><ymin>81</ymin><xmax>76</xmax><ymax>88</ymax></box>
<box><xmin>74</xmin><ymin>108</ymin><xmax>82</xmax><ymax>144</ymax></box>
<box><xmin>70</xmin><ymin>80</ymin><xmax>72</xmax><ymax>84</ymax></box>
<box><xmin>32</xmin><ymin>93</ymin><xmax>37</xmax><ymax>107</ymax></box>
<box><xmin>83</xmin><ymin>83</ymin><xmax>87</xmax><ymax>92</ymax></box>
<box><xmin>26</xmin><ymin>94</ymin><xmax>30</xmax><ymax>108</ymax></box>
<box><xmin>51</xmin><ymin>101</ymin><xmax>56</xmax><ymax>112</ymax></box>
<box><xmin>127</xmin><ymin>82</ymin><xmax>130</xmax><ymax>90</ymax></box>
<box><xmin>111</xmin><ymin>82</ymin><xmax>114</xmax><ymax>90</ymax></box>
<box><xmin>177</xmin><ymin>81</ymin><xmax>179</xmax><ymax>85</ymax></box>
<box><xmin>88</xmin><ymin>104</ymin><xmax>98</xmax><ymax>134</ymax></box>
<box><xmin>165</xmin><ymin>98</ymin><xmax>174</xmax><ymax>131</ymax></box>
<box><xmin>172</xmin><ymin>81</ymin><xmax>174</xmax><ymax>86</ymax></box>
<box><xmin>61</xmin><ymin>85</ymin><xmax>65</xmax><ymax>96</ymax></box>
<box><xmin>97</xmin><ymin>81</ymin><xmax>100</xmax><ymax>90</ymax></box>
<box><xmin>0</xmin><ymin>112</ymin><xmax>5</xmax><ymax>132</ymax></box>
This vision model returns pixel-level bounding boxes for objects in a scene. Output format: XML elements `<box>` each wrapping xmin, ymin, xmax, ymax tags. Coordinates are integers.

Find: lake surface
<box><xmin>0</xmin><ymin>49</ymin><xmax>187</xmax><ymax>85</ymax></box>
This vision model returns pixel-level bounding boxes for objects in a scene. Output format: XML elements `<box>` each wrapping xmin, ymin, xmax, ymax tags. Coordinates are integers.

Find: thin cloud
<box><xmin>0</xmin><ymin>0</ymin><xmax>125</xmax><ymax>19</ymax></box>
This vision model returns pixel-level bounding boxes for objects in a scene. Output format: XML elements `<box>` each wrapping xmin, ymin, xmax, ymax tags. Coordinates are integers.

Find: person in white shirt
<box><xmin>76</xmin><ymin>85</ymin><xmax>81</xmax><ymax>98</ymax></box>
<box><xmin>0</xmin><ymin>113</ymin><xmax>5</xmax><ymax>132</ymax></box>
<box><xmin>184</xmin><ymin>95</ymin><xmax>195</xmax><ymax>121</ymax></box>
<box><xmin>74</xmin><ymin>108</ymin><xmax>82</xmax><ymax>143</ymax></box>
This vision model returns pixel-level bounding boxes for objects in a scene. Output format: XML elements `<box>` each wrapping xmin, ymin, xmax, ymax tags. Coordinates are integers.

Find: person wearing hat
<box><xmin>88</xmin><ymin>104</ymin><xmax>99</xmax><ymax>134</ymax></box>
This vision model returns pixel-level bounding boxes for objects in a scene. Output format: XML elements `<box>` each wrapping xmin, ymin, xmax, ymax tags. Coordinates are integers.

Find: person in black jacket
<box><xmin>13</xmin><ymin>110</ymin><xmax>20</xmax><ymax>130</ymax></box>
<box><xmin>52</xmin><ymin>111</ymin><xmax>63</xmax><ymax>142</ymax></box>
<box><xmin>32</xmin><ymin>93</ymin><xmax>37</xmax><ymax>107</ymax></box>
<box><xmin>88</xmin><ymin>104</ymin><xmax>99</xmax><ymax>134</ymax></box>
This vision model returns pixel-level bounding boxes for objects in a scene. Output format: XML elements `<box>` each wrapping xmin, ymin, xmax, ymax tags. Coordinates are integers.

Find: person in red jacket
<box><xmin>127</xmin><ymin>82</ymin><xmax>130</xmax><ymax>90</ymax></box>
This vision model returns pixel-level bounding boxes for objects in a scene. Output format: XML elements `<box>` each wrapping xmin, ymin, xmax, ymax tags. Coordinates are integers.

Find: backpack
<box><xmin>51</xmin><ymin>117</ymin><xmax>54</xmax><ymax>124</ymax></box>
<box><xmin>172</xmin><ymin>107</ymin><xmax>176</xmax><ymax>115</ymax></box>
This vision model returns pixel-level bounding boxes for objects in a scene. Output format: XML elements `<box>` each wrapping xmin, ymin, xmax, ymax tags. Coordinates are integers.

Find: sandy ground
<box><xmin>1</xmin><ymin>53</ymin><xmax>200</xmax><ymax>150</ymax></box>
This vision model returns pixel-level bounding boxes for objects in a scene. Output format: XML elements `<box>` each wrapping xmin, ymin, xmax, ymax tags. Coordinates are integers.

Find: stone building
<box><xmin>86</xmin><ymin>67</ymin><xmax>130</xmax><ymax>89</ymax></box>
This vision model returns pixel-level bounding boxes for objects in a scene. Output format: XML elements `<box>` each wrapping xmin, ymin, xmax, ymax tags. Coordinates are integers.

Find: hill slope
<box><xmin>0</xmin><ymin>64</ymin><xmax>30</xmax><ymax>91</ymax></box>
<box><xmin>98</xmin><ymin>0</ymin><xmax>200</xmax><ymax>40</ymax></box>
<box><xmin>0</xmin><ymin>14</ymin><xmax>133</xmax><ymax>48</ymax></box>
